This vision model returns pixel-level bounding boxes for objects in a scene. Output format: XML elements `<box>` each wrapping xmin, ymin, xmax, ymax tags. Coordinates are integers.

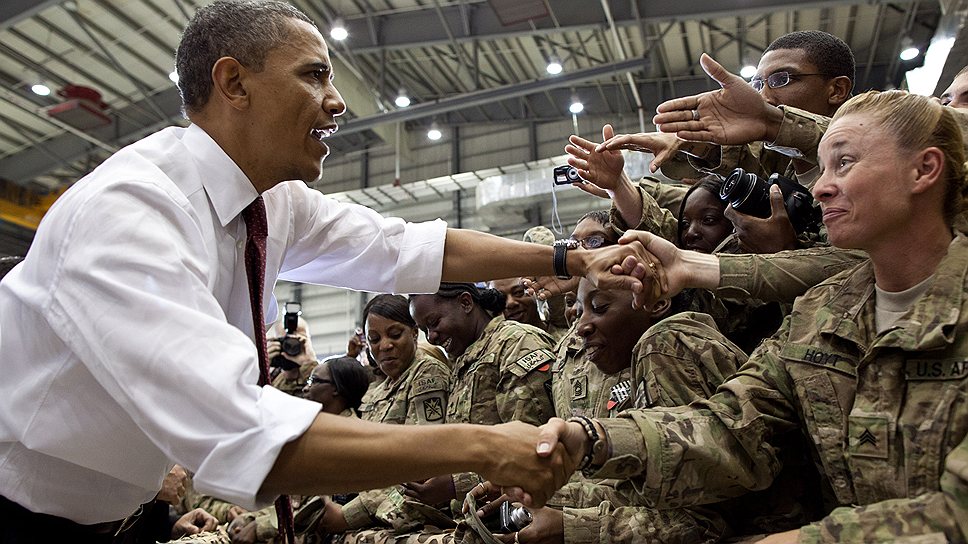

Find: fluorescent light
<box><xmin>31</xmin><ymin>83</ymin><xmax>51</xmax><ymax>96</ymax></box>
<box><xmin>546</xmin><ymin>60</ymin><xmax>562</xmax><ymax>75</ymax></box>
<box><xmin>900</xmin><ymin>47</ymin><xmax>920</xmax><ymax>61</ymax></box>
<box><xmin>394</xmin><ymin>94</ymin><xmax>411</xmax><ymax>108</ymax></box>
<box><xmin>168</xmin><ymin>71</ymin><xmax>179</xmax><ymax>84</ymax></box>
<box><xmin>905</xmin><ymin>36</ymin><xmax>955</xmax><ymax>96</ymax></box>
<box><xmin>569</xmin><ymin>100</ymin><xmax>584</xmax><ymax>114</ymax></box>
<box><xmin>740</xmin><ymin>65</ymin><xmax>756</xmax><ymax>79</ymax></box>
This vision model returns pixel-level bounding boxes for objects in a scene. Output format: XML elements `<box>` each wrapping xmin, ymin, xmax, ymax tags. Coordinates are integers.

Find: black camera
<box><xmin>482</xmin><ymin>502</ymin><xmax>533</xmax><ymax>534</ymax></box>
<box><xmin>720</xmin><ymin>168</ymin><xmax>822</xmax><ymax>233</ymax></box>
<box><xmin>553</xmin><ymin>165</ymin><xmax>584</xmax><ymax>185</ymax></box>
<box><xmin>270</xmin><ymin>302</ymin><xmax>305</xmax><ymax>369</ymax></box>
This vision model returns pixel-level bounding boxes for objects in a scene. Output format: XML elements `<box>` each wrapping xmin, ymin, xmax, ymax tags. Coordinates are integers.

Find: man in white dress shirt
<box><xmin>0</xmin><ymin>2</ymin><xmax>647</xmax><ymax>540</ymax></box>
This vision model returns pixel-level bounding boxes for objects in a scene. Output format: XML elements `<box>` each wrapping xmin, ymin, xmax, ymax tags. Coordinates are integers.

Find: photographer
<box><xmin>267</xmin><ymin>310</ymin><xmax>318</xmax><ymax>397</ymax></box>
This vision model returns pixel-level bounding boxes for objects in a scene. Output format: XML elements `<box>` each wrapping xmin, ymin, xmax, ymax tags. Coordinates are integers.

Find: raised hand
<box><xmin>596</xmin><ymin>131</ymin><xmax>686</xmax><ymax>173</ymax></box>
<box><xmin>652</xmin><ymin>54</ymin><xmax>783</xmax><ymax>145</ymax></box>
<box><xmin>564</xmin><ymin>124</ymin><xmax>626</xmax><ymax>193</ymax></box>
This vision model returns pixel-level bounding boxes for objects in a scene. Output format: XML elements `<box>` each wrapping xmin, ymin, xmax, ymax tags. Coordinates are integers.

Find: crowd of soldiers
<box><xmin>117</xmin><ymin>24</ymin><xmax>968</xmax><ymax>544</ymax></box>
<box><xmin>3</xmin><ymin>5</ymin><xmax>963</xmax><ymax>541</ymax></box>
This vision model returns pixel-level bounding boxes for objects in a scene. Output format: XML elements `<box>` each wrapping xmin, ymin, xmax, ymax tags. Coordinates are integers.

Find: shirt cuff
<box><xmin>193</xmin><ymin>387</ymin><xmax>321</xmax><ymax>510</ymax></box>
<box><xmin>716</xmin><ymin>254</ymin><xmax>757</xmax><ymax>297</ymax></box>
<box><xmin>394</xmin><ymin>219</ymin><xmax>447</xmax><ymax>294</ymax></box>
<box><xmin>562</xmin><ymin>506</ymin><xmax>601</xmax><ymax>544</ymax></box>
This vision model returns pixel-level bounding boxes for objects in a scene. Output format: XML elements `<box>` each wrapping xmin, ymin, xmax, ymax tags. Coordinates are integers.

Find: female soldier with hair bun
<box><xmin>404</xmin><ymin>282</ymin><xmax>556</xmax><ymax>506</ymax></box>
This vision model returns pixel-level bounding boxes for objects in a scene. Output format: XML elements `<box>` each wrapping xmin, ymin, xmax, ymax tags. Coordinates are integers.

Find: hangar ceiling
<box><xmin>0</xmin><ymin>0</ymin><xmax>960</xmax><ymax>256</ymax></box>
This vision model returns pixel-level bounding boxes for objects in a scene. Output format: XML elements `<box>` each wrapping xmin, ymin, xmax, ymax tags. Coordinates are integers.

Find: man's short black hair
<box><xmin>765</xmin><ymin>30</ymin><xmax>856</xmax><ymax>87</ymax></box>
<box><xmin>174</xmin><ymin>0</ymin><xmax>314</xmax><ymax>115</ymax></box>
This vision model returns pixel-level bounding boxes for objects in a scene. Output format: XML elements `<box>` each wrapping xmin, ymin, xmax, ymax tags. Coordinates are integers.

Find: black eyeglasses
<box><xmin>750</xmin><ymin>71</ymin><xmax>829</xmax><ymax>92</ymax></box>
<box><xmin>571</xmin><ymin>234</ymin><xmax>606</xmax><ymax>249</ymax></box>
<box><xmin>305</xmin><ymin>376</ymin><xmax>334</xmax><ymax>387</ymax></box>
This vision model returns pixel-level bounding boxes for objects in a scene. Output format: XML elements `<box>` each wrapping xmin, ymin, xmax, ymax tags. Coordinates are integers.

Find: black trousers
<box><xmin>0</xmin><ymin>494</ymin><xmax>121</xmax><ymax>544</ymax></box>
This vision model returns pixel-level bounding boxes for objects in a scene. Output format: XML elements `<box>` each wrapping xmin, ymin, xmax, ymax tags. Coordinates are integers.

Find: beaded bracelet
<box><xmin>567</xmin><ymin>415</ymin><xmax>599</xmax><ymax>472</ymax></box>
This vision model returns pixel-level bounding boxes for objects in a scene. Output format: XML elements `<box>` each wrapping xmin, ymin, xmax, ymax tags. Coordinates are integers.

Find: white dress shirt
<box><xmin>0</xmin><ymin>124</ymin><xmax>446</xmax><ymax>523</ymax></box>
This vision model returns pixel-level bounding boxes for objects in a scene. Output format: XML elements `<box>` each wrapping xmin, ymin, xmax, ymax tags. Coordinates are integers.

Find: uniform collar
<box><xmin>183</xmin><ymin>123</ymin><xmax>260</xmax><ymax>228</ymax></box>
<box><xmin>819</xmin><ymin>233</ymin><xmax>967</xmax><ymax>351</ymax></box>
<box><xmin>454</xmin><ymin>315</ymin><xmax>504</xmax><ymax>370</ymax></box>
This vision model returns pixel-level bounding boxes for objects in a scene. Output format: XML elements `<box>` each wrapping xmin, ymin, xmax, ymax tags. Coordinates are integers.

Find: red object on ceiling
<box><xmin>45</xmin><ymin>84</ymin><xmax>112</xmax><ymax>131</ymax></box>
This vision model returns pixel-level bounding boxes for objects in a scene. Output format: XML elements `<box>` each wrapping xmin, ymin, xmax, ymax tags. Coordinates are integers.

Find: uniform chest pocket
<box><xmin>899</xmin><ymin>381</ymin><xmax>965</xmax><ymax>497</ymax></box>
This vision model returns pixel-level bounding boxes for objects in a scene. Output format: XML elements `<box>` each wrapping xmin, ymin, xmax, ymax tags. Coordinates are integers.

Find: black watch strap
<box><xmin>553</xmin><ymin>239</ymin><xmax>578</xmax><ymax>279</ymax></box>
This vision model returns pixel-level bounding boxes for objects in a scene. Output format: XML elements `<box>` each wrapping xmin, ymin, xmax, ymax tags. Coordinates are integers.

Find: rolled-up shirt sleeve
<box><xmin>273</xmin><ymin>182</ymin><xmax>446</xmax><ymax>295</ymax></box>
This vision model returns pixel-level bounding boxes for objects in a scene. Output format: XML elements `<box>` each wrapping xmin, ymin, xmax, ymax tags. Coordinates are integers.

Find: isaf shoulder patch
<box><xmin>412</xmin><ymin>376</ymin><xmax>445</xmax><ymax>396</ymax></box>
<box><xmin>515</xmin><ymin>349</ymin><xmax>555</xmax><ymax>373</ymax></box>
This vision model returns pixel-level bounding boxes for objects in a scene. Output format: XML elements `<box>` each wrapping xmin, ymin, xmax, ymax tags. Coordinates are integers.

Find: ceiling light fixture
<box><xmin>740</xmin><ymin>65</ymin><xmax>757</xmax><ymax>79</ymax></box>
<box><xmin>31</xmin><ymin>83</ymin><xmax>51</xmax><ymax>96</ymax></box>
<box><xmin>330</xmin><ymin>20</ymin><xmax>348</xmax><ymax>41</ymax></box>
<box><xmin>899</xmin><ymin>46</ymin><xmax>920</xmax><ymax>61</ymax></box>
<box><xmin>168</xmin><ymin>70</ymin><xmax>179</xmax><ymax>84</ymax></box>
<box><xmin>546</xmin><ymin>57</ymin><xmax>562</xmax><ymax>75</ymax></box>
<box><xmin>569</xmin><ymin>99</ymin><xmax>584</xmax><ymax>114</ymax></box>
<box><xmin>427</xmin><ymin>123</ymin><xmax>442</xmax><ymax>141</ymax></box>
<box><xmin>394</xmin><ymin>91</ymin><xmax>411</xmax><ymax>108</ymax></box>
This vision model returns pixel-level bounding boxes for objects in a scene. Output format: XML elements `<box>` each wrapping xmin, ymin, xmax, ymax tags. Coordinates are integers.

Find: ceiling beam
<box><xmin>339</xmin><ymin>56</ymin><xmax>648</xmax><ymax>136</ymax></box>
<box><xmin>0</xmin><ymin>0</ymin><xmax>63</xmax><ymax>31</ymax></box>
<box><xmin>335</xmin><ymin>0</ymin><xmax>918</xmax><ymax>54</ymax></box>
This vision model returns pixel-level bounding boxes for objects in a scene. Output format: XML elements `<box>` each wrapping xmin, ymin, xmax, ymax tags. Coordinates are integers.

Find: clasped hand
<box><xmin>524</xmin><ymin>236</ymin><xmax>673</xmax><ymax>310</ymax></box>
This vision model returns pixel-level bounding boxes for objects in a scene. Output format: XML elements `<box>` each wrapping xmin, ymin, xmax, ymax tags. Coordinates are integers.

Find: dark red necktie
<box><xmin>241</xmin><ymin>196</ymin><xmax>295</xmax><ymax>544</ymax></box>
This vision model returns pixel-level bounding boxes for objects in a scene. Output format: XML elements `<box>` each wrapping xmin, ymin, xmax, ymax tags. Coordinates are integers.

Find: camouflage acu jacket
<box><xmin>343</xmin><ymin>353</ymin><xmax>450</xmax><ymax>529</ymax></box>
<box><xmin>358</xmin><ymin>352</ymin><xmax>450</xmax><ymax>426</ymax></box>
<box><xmin>552</xmin><ymin>312</ymin><xmax>746</xmax><ymax>544</ymax></box>
<box><xmin>551</xmin><ymin>324</ymin><xmax>632</xmax><ymax>419</ymax></box>
<box><xmin>593</xmin><ymin>233</ymin><xmax>968</xmax><ymax>543</ymax></box>
<box><xmin>446</xmin><ymin>316</ymin><xmax>555</xmax><ymax>498</ymax></box>
<box><xmin>446</xmin><ymin>316</ymin><xmax>555</xmax><ymax>427</ymax></box>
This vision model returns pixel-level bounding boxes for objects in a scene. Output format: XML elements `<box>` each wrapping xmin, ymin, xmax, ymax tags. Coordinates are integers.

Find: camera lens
<box><xmin>507</xmin><ymin>507</ymin><xmax>533</xmax><ymax>531</ymax></box>
<box><xmin>720</xmin><ymin>168</ymin><xmax>771</xmax><ymax>219</ymax></box>
<box><xmin>565</xmin><ymin>167</ymin><xmax>581</xmax><ymax>183</ymax></box>
<box><xmin>281</xmin><ymin>335</ymin><xmax>303</xmax><ymax>356</ymax></box>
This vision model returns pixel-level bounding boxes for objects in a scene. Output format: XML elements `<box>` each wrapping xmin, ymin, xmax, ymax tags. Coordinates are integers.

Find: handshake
<box><xmin>524</xmin><ymin>230</ymin><xmax>715</xmax><ymax>311</ymax></box>
<box><xmin>474</xmin><ymin>417</ymin><xmax>606</xmax><ymax>508</ymax></box>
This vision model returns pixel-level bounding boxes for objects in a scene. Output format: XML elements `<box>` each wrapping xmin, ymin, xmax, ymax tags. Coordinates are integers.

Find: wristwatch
<box><xmin>553</xmin><ymin>238</ymin><xmax>580</xmax><ymax>279</ymax></box>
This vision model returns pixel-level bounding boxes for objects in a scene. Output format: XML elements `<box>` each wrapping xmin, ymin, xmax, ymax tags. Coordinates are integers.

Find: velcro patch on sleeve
<box><xmin>515</xmin><ymin>349</ymin><xmax>555</xmax><ymax>373</ymax></box>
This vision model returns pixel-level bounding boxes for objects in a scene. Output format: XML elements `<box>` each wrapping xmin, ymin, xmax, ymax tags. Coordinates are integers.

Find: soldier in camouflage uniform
<box><xmin>325</xmin><ymin>295</ymin><xmax>451</xmax><ymax>534</ymax></box>
<box><xmin>524</xmin><ymin>282</ymin><xmax>748</xmax><ymax>544</ymax></box>
<box><xmin>410</xmin><ymin>283</ymin><xmax>555</xmax><ymax>496</ymax></box>
<box><xmin>332</xmin><ymin>285</ymin><xmax>555</xmax><ymax>544</ymax></box>
<box><xmin>563</xmin><ymin>91</ymin><xmax>968</xmax><ymax>543</ymax></box>
<box><xmin>328</xmin><ymin>283</ymin><xmax>554</xmax><ymax>543</ymax></box>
